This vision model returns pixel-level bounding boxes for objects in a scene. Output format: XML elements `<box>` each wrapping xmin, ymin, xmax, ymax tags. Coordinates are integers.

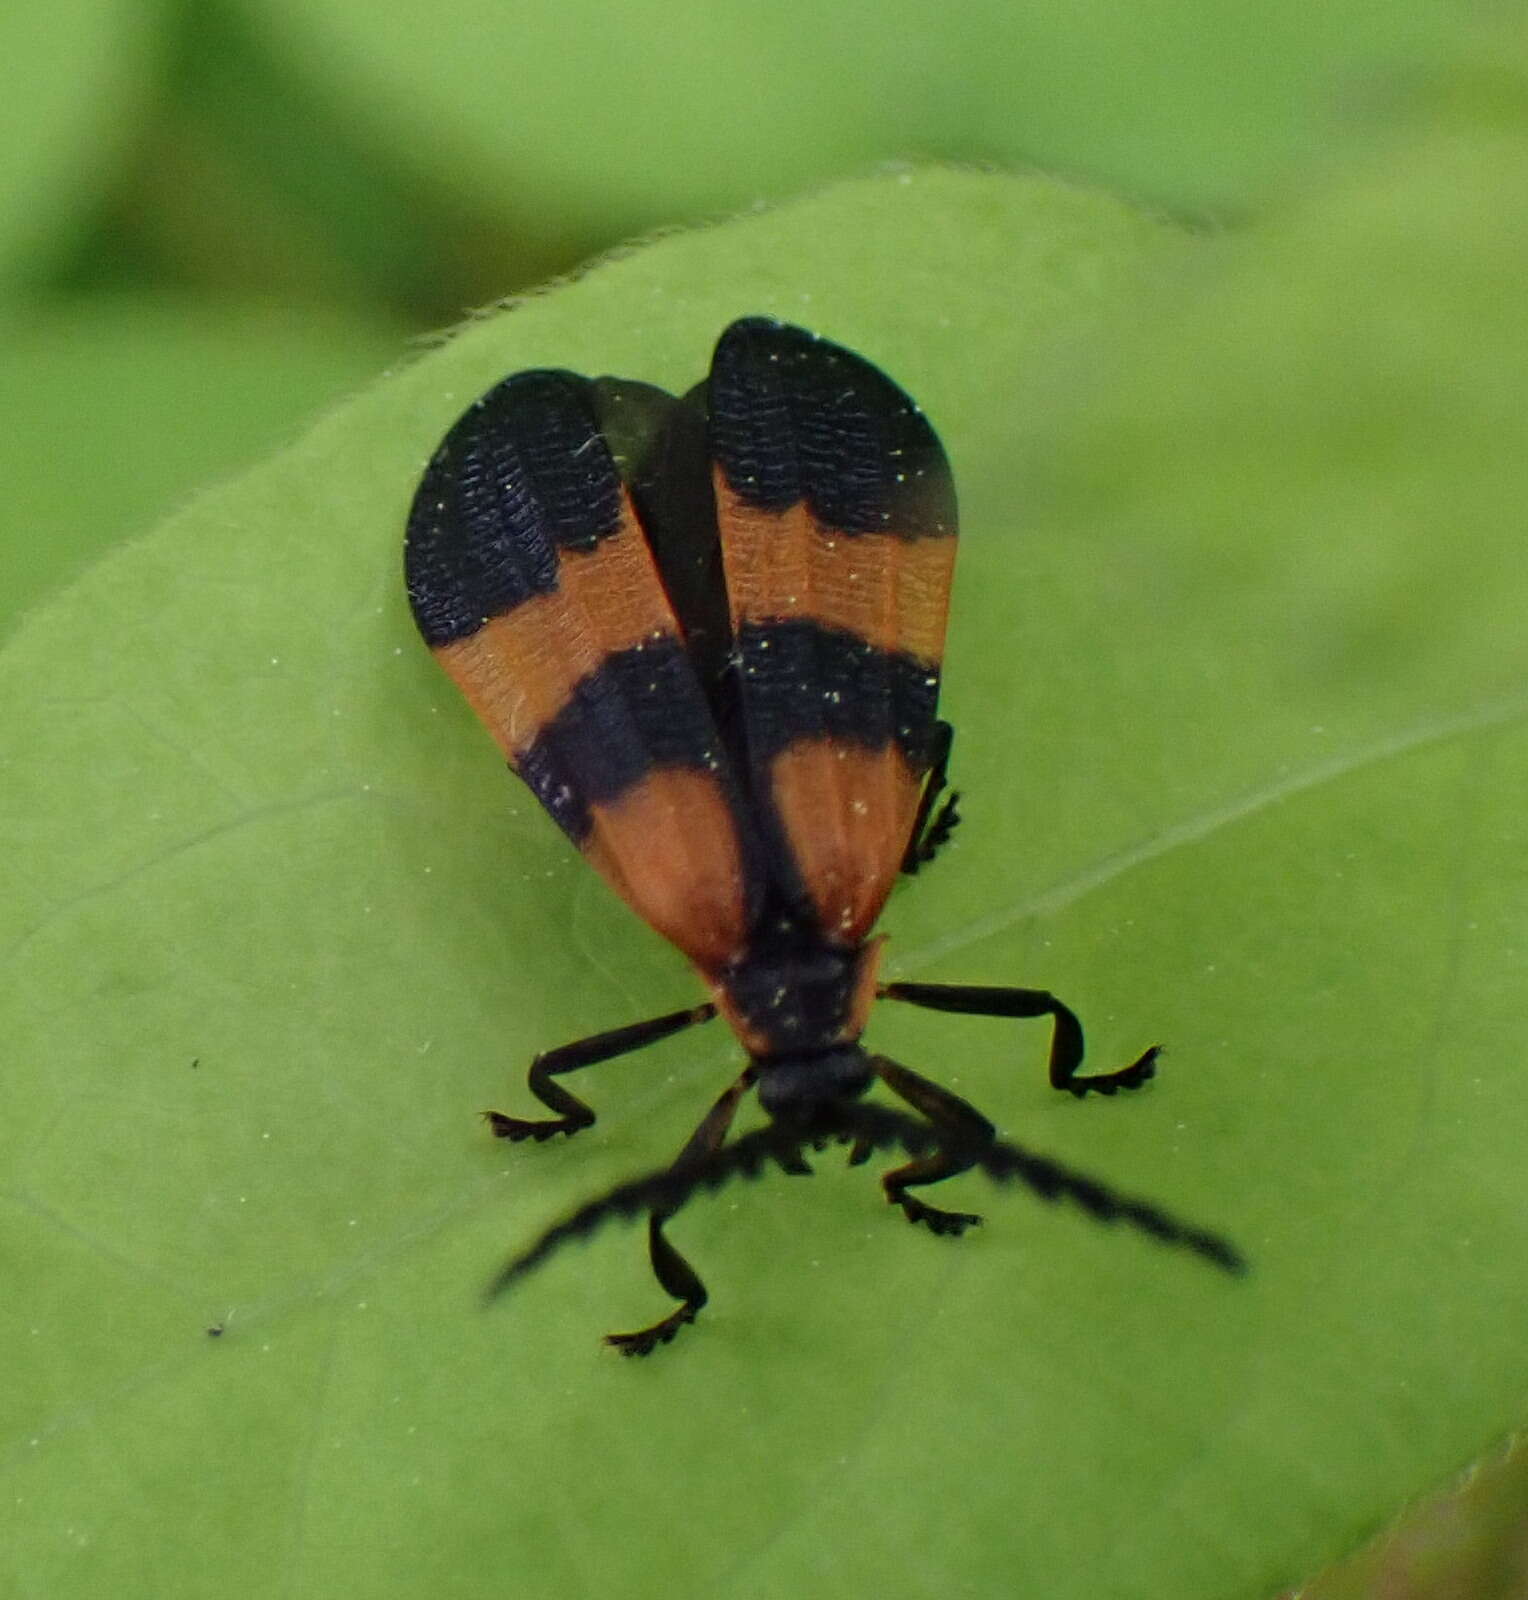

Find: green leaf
<box><xmin>4</xmin><ymin>90</ymin><xmax>1528</xmax><ymax>1600</ymax></box>
<box><xmin>244</xmin><ymin>0</ymin><xmax>1463</xmax><ymax>234</ymax></box>
<box><xmin>0</xmin><ymin>0</ymin><xmax>156</xmax><ymax>294</ymax></box>
<box><xmin>0</xmin><ymin>298</ymin><xmax>403</xmax><ymax>639</ymax></box>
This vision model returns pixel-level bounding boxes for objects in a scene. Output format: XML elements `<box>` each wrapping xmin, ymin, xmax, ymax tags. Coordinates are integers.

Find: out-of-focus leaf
<box><xmin>0</xmin><ymin>1</ymin><xmax>157</xmax><ymax>294</ymax></box>
<box><xmin>242</xmin><ymin>0</ymin><xmax>1461</xmax><ymax>233</ymax></box>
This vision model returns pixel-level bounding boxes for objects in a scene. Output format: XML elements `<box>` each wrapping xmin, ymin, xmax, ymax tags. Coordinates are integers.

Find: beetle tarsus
<box><xmin>483</xmin><ymin>1110</ymin><xmax>589</xmax><ymax>1141</ymax></box>
<box><xmin>604</xmin><ymin>1303</ymin><xmax>701</xmax><ymax>1357</ymax></box>
<box><xmin>1066</xmin><ymin>1045</ymin><xmax>1160</xmax><ymax>1099</ymax></box>
<box><xmin>893</xmin><ymin>1192</ymin><xmax>983</xmax><ymax>1235</ymax></box>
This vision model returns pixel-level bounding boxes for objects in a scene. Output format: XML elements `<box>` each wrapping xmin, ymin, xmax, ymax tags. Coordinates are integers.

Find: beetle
<box><xmin>404</xmin><ymin>316</ymin><xmax>1242</xmax><ymax>1353</ymax></box>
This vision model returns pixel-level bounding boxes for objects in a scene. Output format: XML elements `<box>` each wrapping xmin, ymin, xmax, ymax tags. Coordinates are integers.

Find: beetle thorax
<box><xmin>711</xmin><ymin>932</ymin><xmax>884</xmax><ymax>1060</ymax></box>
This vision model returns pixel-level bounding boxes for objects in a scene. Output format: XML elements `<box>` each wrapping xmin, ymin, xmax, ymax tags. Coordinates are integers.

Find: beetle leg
<box><xmin>878</xmin><ymin>982</ymin><xmax>1157</xmax><ymax>1098</ymax></box>
<box><xmin>868</xmin><ymin>1054</ymin><xmax>994</xmax><ymax>1234</ymax></box>
<box><xmin>900</xmin><ymin>720</ymin><xmax>960</xmax><ymax>874</ymax></box>
<box><xmin>604</xmin><ymin>1067</ymin><xmax>754</xmax><ymax>1356</ymax></box>
<box><xmin>486</xmin><ymin>1003</ymin><xmax>717</xmax><ymax>1141</ymax></box>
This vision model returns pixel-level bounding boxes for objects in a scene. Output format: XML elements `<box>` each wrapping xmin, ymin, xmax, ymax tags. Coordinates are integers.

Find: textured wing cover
<box><xmin>706</xmin><ymin>319</ymin><xmax>957</xmax><ymax>943</ymax></box>
<box><xmin>405</xmin><ymin>369</ymin><xmax>751</xmax><ymax>973</ymax></box>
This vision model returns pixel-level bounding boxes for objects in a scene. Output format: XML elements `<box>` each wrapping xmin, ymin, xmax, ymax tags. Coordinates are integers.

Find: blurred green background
<box><xmin>5</xmin><ymin>2</ymin><xmax>1527</xmax><ymax>1597</ymax></box>
<box><xmin>0</xmin><ymin>0</ymin><xmax>1468</xmax><ymax>636</ymax></box>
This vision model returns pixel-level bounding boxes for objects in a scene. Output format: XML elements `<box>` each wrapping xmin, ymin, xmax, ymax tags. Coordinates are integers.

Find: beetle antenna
<box><xmin>484</xmin><ymin>1123</ymin><xmax>804</xmax><ymax>1304</ymax></box>
<box><xmin>850</xmin><ymin>1104</ymin><xmax>1244</xmax><ymax>1274</ymax></box>
<box><xmin>485</xmin><ymin>1104</ymin><xmax>1244</xmax><ymax>1305</ymax></box>
<box><xmin>827</xmin><ymin>1104</ymin><xmax>1245</xmax><ymax>1276</ymax></box>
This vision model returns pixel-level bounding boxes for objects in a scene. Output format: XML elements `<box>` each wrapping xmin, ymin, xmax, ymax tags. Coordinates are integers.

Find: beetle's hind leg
<box><xmin>486</xmin><ymin>1003</ymin><xmax>716</xmax><ymax>1141</ymax></box>
<box><xmin>604</xmin><ymin>1068</ymin><xmax>753</xmax><ymax>1356</ymax></box>
<box><xmin>867</xmin><ymin>1055</ymin><xmax>995</xmax><ymax>1235</ymax></box>
<box><xmin>901</xmin><ymin>720</ymin><xmax>960</xmax><ymax>874</ymax></box>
